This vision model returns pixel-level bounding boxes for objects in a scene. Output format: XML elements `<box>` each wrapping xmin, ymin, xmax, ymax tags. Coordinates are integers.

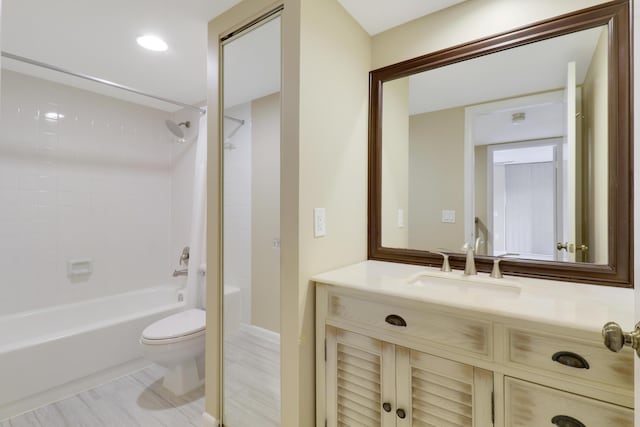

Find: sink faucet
<box><xmin>464</xmin><ymin>244</ymin><xmax>477</xmax><ymax>275</ymax></box>
<box><xmin>490</xmin><ymin>253</ymin><xmax>520</xmax><ymax>278</ymax></box>
<box><xmin>432</xmin><ymin>250</ymin><xmax>452</xmax><ymax>272</ymax></box>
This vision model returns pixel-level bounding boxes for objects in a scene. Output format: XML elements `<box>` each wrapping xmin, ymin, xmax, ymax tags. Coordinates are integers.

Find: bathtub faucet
<box><xmin>172</xmin><ymin>246</ymin><xmax>190</xmax><ymax>277</ymax></box>
<box><xmin>173</xmin><ymin>268</ymin><xmax>188</xmax><ymax>277</ymax></box>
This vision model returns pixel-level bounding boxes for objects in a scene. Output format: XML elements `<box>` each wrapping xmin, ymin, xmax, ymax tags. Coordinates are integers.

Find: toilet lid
<box><xmin>142</xmin><ymin>309</ymin><xmax>206</xmax><ymax>341</ymax></box>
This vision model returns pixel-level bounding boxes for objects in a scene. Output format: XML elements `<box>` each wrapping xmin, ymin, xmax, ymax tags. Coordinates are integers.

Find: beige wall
<box><xmin>381</xmin><ymin>78</ymin><xmax>409</xmax><ymax>248</ymax></box>
<box><xmin>251</xmin><ymin>92</ymin><xmax>281</xmax><ymax>333</ymax></box>
<box><xmin>582</xmin><ymin>27</ymin><xmax>608</xmax><ymax>264</ymax></box>
<box><xmin>372</xmin><ymin>0</ymin><xmax>605</xmax><ymax>69</ymax></box>
<box><xmin>297</xmin><ymin>0</ymin><xmax>370</xmax><ymax>425</ymax></box>
<box><xmin>408</xmin><ymin>107</ymin><xmax>465</xmax><ymax>250</ymax></box>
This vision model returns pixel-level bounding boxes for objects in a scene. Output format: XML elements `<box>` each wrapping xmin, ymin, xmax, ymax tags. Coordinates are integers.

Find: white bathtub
<box><xmin>0</xmin><ymin>285</ymin><xmax>185</xmax><ymax>420</ymax></box>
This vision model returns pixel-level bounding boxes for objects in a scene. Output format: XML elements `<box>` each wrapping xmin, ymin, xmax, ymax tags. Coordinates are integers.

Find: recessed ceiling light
<box><xmin>136</xmin><ymin>35</ymin><xmax>168</xmax><ymax>52</ymax></box>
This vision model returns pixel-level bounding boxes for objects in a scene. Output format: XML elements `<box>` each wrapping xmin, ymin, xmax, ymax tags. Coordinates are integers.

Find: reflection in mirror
<box><xmin>381</xmin><ymin>25</ymin><xmax>608</xmax><ymax>265</ymax></box>
<box><xmin>222</xmin><ymin>15</ymin><xmax>281</xmax><ymax>427</ymax></box>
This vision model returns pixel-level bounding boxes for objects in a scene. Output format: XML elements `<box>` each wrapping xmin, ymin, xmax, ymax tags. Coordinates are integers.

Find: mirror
<box><xmin>369</xmin><ymin>1</ymin><xmax>632</xmax><ymax>286</ymax></box>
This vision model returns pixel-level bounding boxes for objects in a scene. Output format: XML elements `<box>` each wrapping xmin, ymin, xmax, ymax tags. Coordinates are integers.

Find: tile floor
<box><xmin>1</xmin><ymin>324</ymin><xmax>280</xmax><ymax>427</ymax></box>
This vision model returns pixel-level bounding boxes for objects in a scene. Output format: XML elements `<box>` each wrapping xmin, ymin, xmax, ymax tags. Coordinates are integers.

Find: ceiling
<box><xmin>337</xmin><ymin>0</ymin><xmax>466</xmax><ymax>35</ymax></box>
<box><xmin>408</xmin><ymin>25</ymin><xmax>605</xmax><ymax>116</ymax></box>
<box><xmin>1</xmin><ymin>0</ymin><xmax>463</xmax><ymax>112</ymax></box>
<box><xmin>1</xmin><ymin>0</ymin><xmax>241</xmax><ymax>111</ymax></box>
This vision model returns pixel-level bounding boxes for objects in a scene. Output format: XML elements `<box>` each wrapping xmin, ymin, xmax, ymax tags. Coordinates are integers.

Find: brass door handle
<box><xmin>576</xmin><ymin>244</ymin><xmax>589</xmax><ymax>252</ymax></box>
<box><xmin>602</xmin><ymin>321</ymin><xmax>640</xmax><ymax>358</ymax></box>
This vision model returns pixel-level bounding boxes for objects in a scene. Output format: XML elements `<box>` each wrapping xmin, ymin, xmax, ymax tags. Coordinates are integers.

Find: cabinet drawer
<box><xmin>328</xmin><ymin>292</ymin><xmax>491</xmax><ymax>358</ymax></box>
<box><xmin>505</xmin><ymin>377</ymin><xmax>633</xmax><ymax>426</ymax></box>
<box><xmin>506</xmin><ymin>328</ymin><xmax>633</xmax><ymax>391</ymax></box>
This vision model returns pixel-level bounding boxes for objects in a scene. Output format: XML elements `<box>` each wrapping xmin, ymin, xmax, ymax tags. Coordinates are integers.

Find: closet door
<box><xmin>395</xmin><ymin>347</ymin><xmax>493</xmax><ymax>427</ymax></box>
<box><xmin>325</xmin><ymin>327</ymin><xmax>396</xmax><ymax>427</ymax></box>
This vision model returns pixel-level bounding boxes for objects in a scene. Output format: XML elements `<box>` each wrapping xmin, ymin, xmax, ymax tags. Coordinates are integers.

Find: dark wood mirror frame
<box><xmin>368</xmin><ymin>0</ymin><xmax>633</xmax><ymax>287</ymax></box>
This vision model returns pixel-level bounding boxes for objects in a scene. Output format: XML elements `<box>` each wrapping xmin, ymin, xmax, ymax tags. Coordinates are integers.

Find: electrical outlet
<box><xmin>314</xmin><ymin>208</ymin><xmax>326</xmax><ymax>237</ymax></box>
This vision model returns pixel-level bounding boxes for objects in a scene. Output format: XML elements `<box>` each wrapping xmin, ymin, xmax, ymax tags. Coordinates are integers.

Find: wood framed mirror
<box><xmin>368</xmin><ymin>0</ymin><xmax>632</xmax><ymax>287</ymax></box>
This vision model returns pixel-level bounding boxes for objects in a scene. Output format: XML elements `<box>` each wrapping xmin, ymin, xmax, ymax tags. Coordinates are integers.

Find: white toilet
<box><xmin>140</xmin><ymin>308</ymin><xmax>206</xmax><ymax>395</ymax></box>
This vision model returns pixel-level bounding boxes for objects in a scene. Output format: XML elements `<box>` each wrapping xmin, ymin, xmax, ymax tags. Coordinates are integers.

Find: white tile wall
<box><xmin>168</xmin><ymin>106</ymin><xmax>201</xmax><ymax>287</ymax></box>
<box><xmin>0</xmin><ymin>70</ymin><xmax>177</xmax><ymax>315</ymax></box>
<box><xmin>223</xmin><ymin>103</ymin><xmax>252</xmax><ymax>324</ymax></box>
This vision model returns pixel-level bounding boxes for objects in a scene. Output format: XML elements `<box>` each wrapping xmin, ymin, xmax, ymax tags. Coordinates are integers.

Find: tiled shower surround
<box><xmin>0</xmin><ymin>70</ymin><xmax>194</xmax><ymax>315</ymax></box>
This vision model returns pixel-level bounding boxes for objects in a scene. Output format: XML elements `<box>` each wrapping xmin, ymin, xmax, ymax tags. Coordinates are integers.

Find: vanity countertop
<box><xmin>312</xmin><ymin>260</ymin><xmax>635</xmax><ymax>333</ymax></box>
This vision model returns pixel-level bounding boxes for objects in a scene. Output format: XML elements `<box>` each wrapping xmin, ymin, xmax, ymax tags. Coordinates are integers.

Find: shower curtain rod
<box><xmin>1</xmin><ymin>51</ymin><xmax>206</xmax><ymax>115</ymax></box>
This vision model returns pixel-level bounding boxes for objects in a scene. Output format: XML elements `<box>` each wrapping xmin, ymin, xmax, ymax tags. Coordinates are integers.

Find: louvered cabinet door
<box><xmin>326</xmin><ymin>326</ymin><xmax>396</xmax><ymax>427</ymax></box>
<box><xmin>395</xmin><ymin>347</ymin><xmax>493</xmax><ymax>427</ymax></box>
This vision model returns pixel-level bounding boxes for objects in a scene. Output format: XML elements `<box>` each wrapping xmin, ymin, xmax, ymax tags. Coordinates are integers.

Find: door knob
<box><xmin>556</xmin><ymin>242</ymin><xmax>568</xmax><ymax>251</ymax></box>
<box><xmin>602</xmin><ymin>321</ymin><xmax>640</xmax><ymax>357</ymax></box>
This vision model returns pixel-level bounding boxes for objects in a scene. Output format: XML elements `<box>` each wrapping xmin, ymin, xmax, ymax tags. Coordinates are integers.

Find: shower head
<box><xmin>165</xmin><ymin>120</ymin><xmax>191</xmax><ymax>139</ymax></box>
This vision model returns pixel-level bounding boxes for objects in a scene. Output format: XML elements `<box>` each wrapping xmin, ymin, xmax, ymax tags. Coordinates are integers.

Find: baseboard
<box><xmin>202</xmin><ymin>412</ymin><xmax>220</xmax><ymax>427</ymax></box>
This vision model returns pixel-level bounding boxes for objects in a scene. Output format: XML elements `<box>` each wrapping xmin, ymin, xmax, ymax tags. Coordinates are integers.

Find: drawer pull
<box><xmin>382</xmin><ymin>402</ymin><xmax>391</xmax><ymax>413</ymax></box>
<box><xmin>396</xmin><ymin>408</ymin><xmax>406</xmax><ymax>419</ymax></box>
<box><xmin>385</xmin><ymin>314</ymin><xmax>407</xmax><ymax>327</ymax></box>
<box><xmin>551</xmin><ymin>415</ymin><xmax>586</xmax><ymax>427</ymax></box>
<box><xmin>551</xmin><ymin>351</ymin><xmax>590</xmax><ymax>369</ymax></box>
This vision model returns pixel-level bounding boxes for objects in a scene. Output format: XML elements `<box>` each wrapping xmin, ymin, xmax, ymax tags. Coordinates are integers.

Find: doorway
<box><xmin>487</xmin><ymin>140</ymin><xmax>563</xmax><ymax>261</ymax></box>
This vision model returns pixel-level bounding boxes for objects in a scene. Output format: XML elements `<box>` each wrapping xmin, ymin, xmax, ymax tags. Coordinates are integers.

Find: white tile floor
<box><xmin>0</xmin><ymin>365</ymin><xmax>204</xmax><ymax>427</ymax></box>
<box><xmin>1</xmin><ymin>324</ymin><xmax>280</xmax><ymax>427</ymax></box>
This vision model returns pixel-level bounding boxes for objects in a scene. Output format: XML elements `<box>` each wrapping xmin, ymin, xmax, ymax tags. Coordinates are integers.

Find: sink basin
<box><xmin>406</xmin><ymin>271</ymin><xmax>522</xmax><ymax>297</ymax></box>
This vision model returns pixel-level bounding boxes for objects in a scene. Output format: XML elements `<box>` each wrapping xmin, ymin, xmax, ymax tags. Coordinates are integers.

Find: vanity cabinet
<box><xmin>325</xmin><ymin>326</ymin><xmax>493</xmax><ymax>426</ymax></box>
<box><xmin>314</xmin><ymin>269</ymin><xmax>634</xmax><ymax>427</ymax></box>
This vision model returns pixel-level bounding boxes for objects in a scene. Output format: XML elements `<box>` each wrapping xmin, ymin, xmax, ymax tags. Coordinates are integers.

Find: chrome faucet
<box><xmin>173</xmin><ymin>246</ymin><xmax>190</xmax><ymax>277</ymax></box>
<box><xmin>490</xmin><ymin>253</ymin><xmax>520</xmax><ymax>278</ymax></box>
<box><xmin>172</xmin><ymin>268</ymin><xmax>188</xmax><ymax>277</ymax></box>
<box><xmin>464</xmin><ymin>244</ymin><xmax>477</xmax><ymax>276</ymax></box>
<box><xmin>432</xmin><ymin>251</ymin><xmax>452</xmax><ymax>272</ymax></box>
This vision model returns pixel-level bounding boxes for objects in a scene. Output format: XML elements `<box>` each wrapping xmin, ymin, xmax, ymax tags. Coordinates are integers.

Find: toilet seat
<box><xmin>141</xmin><ymin>309</ymin><xmax>205</xmax><ymax>345</ymax></box>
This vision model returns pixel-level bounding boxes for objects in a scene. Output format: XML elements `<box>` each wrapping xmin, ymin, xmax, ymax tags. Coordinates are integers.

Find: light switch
<box><xmin>397</xmin><ymin>209</ymin><xmax>404</xmax><ymax>228</ymax></box>
<box><xmin>314</xmin><ymin>208</ymin><xmax>326</xmax><ymax>237</ymax></box>
<box><xmin>441</xmin><ymin>210</ymin><xmax>456</xmax><ymax>223</ymax></box>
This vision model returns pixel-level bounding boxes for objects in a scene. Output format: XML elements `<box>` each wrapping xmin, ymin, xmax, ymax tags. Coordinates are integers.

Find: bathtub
<box><xmin>0</xmin><ymin>285</ymin><xmax>185</xmax><ymax>420</ymax></box>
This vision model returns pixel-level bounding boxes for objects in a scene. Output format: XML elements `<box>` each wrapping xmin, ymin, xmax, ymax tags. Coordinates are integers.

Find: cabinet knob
<box><xmin>551</xmin><ymin>415</ymin><xmax>586</xmax><ymax>427</ymax></box>
<box><xmin>382</xmin><ymin>402</ymin><xmax>391</xmax><ymax>413</ymax></box>
<box><xmin>385</xmin><ymin>314</ymin><xmax>407</xmax><ymax>327</ymax></box>
<box><xmin>602</xmin><ymin>321</ymin><xmax>640</xmax><ymax>357</ymax></box>
<box><xmin>551</xmin><ymin>351</ymin><xmax>589</xmax><ymax>369</ymax></box>
<box><xmin>396</xmin><ymin>408</ymin><xmax>406</xmax><ymax>419</ymax></box>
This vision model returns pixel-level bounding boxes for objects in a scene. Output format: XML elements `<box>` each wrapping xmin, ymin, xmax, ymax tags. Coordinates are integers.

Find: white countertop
<box><xmin>312</xmin><ymin>260</ymin><xmax>635</xmax><ymax>333</ymax></box>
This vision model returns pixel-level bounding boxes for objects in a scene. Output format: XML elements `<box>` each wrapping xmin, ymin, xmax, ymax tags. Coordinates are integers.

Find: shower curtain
<box><xmin>186</xmin><ymin>113</ymin><xmax>207</xmax><ymax>309</ymax></box>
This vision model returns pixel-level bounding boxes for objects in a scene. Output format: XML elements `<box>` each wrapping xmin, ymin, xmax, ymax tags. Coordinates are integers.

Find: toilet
<box><xmin>140</xmin><ymin>308</ymin><xmax>206</xmax><ymax>395</ymax></box>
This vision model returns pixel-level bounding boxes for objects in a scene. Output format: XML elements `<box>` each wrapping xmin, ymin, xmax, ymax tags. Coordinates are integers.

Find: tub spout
<box><xmin>173</xmin><ymin>268</ymin><xmax>188</xmax><ymax>277</ymax></box>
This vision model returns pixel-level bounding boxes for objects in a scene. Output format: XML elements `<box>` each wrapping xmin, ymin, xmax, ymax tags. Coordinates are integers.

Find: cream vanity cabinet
<box><xmin>315</xmin><ymin>277</ymin><xmax>634</xmax><ymax>427</ymax></box>
<box><xmin>324</xmin><ymin>326</ymin><xmax>493</xmax><ymax>426</ymax></box>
